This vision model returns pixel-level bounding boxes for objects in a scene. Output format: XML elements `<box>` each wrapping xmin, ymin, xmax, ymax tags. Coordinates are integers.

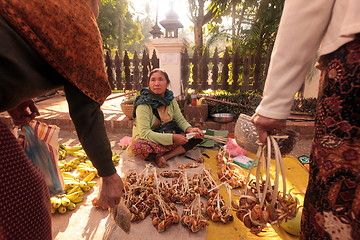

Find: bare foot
<box><xmin>155</xmin><ymin>156</ymin><xmax>167</xmax><ymax>168</ymax></box>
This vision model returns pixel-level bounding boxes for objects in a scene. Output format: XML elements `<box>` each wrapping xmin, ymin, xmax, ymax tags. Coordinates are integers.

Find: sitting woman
<box><xmin>131</xmin><ymin>68</ymin><xmax>204</xmax><ymax>167</ymax></box>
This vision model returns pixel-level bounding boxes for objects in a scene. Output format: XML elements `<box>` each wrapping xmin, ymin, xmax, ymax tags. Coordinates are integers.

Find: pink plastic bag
<box><xmin>224</xmin><ymin>139</ymin><xmax>247</xmax><ymax>157</ymax></box>
<box><xmin>118</xmin><ymin>136</ymin><xmax>133</xmax><ymax>149</ymax></box>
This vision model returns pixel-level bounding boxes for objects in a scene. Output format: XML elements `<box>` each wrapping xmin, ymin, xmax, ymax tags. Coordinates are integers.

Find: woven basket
<box><xmin>120</xmin><ymin>101</ymin><xmax>134</xmax><ymax>119</ymax></box>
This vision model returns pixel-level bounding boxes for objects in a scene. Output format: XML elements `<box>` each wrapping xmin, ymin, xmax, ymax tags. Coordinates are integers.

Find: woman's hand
<box><xmin>7</xmin><ymin>100</ymin><xmax>40</xmax><ymax>126</ymax></box>
<box><xmin>172</xmin><ymin>134</ymin><xmax>188</xmax><ymax>145</ymax></box>
<box><xmin>250</xmin><ymin>113</ymin><xmax>286</xmax><ymax>143</ymax></box>
<box><xmin>92</xmin><ymin>173</ymin><xmax>124</xmax><ymax>209</ymax></box>
<box><xmin>186</xmin><ymin>127</ymin><xmax>204</xmax><ymax>139</ymax></box>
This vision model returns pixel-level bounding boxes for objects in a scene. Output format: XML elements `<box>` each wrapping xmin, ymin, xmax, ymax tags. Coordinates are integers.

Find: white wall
<box><xmin>145</xmin><ymin>38</ymin><xmax>189</xmax><ymax>97</ymax></box>
<box><xmin>303</xmin><ymin>69</ymin><xmax>320</xmax><ymax>98</ymax></box>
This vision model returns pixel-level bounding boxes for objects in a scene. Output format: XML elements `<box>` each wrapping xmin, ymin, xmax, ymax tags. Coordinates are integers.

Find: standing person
<box><xmin>251</xmin><ymin>0</ymin><xmax>359</xmax><ymax>239</ymax></box>
<box><xmin>131</xmin><ymin>69</ymin><xmax>204</xmax><ymax>168</ymax></box>
<box><xmin>0</xmin><ymin>0</ymin><xmax>124</xmax><ymax>239</ymax></box>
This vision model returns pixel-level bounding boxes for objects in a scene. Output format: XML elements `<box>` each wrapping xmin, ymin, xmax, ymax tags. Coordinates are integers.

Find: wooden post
<box><xmin>133</xmin><ymin>51</ymin><xmax>140</xmax><ymax>90</ymax></box>
<box><xmin>115</xmin><ymin>51</ymin><xmax>123</xmax><ymax>90</ymax></box>
<box><xmin>124</xmin><ymin>51</ymin><xmax>132</xmax><ymax>90</ymax></box>
<box><xmin>191</xmin><ymin>51</ymin><xmax>199</xmax><ymax>90</ymax></box>
<box><xmin>151</xmin><ymin>49</ymin><xmax>159</xmax><ymax>69</ymax></box>
<box><xmin>242</xmin><ymin>56</ymin><xmax>250</xmax><ymax>91</ymax></box>
<box><xmin>201</xmin><ymin>50</ymin><xmax>209</xmax><ymax>91</ymax></box>
<box><xmin>232</xmin><ymin>49</ymin><xmax>240</xmax><ymax>91</ymax></box>
<box><xmin>221</xmin><ymin>48</ymin><xmax>230</xmax><ymax>90</ymax></box>
<box><xmin>141</xmin><ymin>50</ymin><xmax>150</xmax><ymax>87</ymax></box>
<box><xmin>181</xmin><ymin>49</ymin><xmax>190</xmax><ymax>90</ymax></box>
<box><xmin>211</xmin><ymin>48</ymin><xmax>219</xmax><ymax>90</ymax></box>
<box><xmin>105</xmin><ymin>51</ymin><xmax>115</xmax><ymax>90</ymax></box>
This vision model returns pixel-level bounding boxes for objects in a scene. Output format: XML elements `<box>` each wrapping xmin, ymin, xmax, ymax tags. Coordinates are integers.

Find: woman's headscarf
<box><xmin>132</xmin><ymin>88</ymin><xmax>174</xmax><ymax>119</ymax></box>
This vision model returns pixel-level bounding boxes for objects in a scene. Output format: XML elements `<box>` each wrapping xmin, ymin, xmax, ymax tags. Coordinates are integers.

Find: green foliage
<box><xmin>292</xmin><ymin>98</ymin><xmax>317</xmax><ymax>115</ymax></box>
<box><xmin>240</xmin><ymin>0</ymin><xmax>284</xmax><ymax>54</ymax></box>
<box><xmin>123</xmin><ymin>11</ymin><xmax>143</xmax><ymax>47</ymax></box>
<box><xmin>203</xmin><ymin>0</ymin><xmax>284</xmax><ymax>55</ymax></box>
<box><xmin>198</xmin><ymin>91</ymin><xmax>317</xmax><ymax>118</ymax></box>
<box><xmin>202</xmin><ymin>91</ymin><xmax>262</xmax><ymax>117</ymax></box>
<box><xmin>97</xmin><ymin>0</ymin><xmax>123</xmax><ymax>50</ymax></box>
<box><xmin>97</xmin><ymin>0</ymin><xmax>143</xmax><ymax>52</ymax></box>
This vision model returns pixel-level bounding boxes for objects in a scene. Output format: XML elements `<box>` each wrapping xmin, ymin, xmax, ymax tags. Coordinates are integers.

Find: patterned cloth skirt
<box><xmin>300</xmin><ymin>37</ymin><xmax>360</xmax><ymax>239</ymax></box>
<box><xmin>131</xmin><ymin>138</ymin><xmax>177</xmax><ymax>159</ymax></box>
<box><xmin>0</xmin><ymin>121</ymin><xmax>51</xmax><ymax>239</ymax></box>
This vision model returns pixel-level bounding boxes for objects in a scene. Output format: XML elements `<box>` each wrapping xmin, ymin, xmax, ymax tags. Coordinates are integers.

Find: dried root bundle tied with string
<box><xmin>124</xmin><ymin>189</ymin><xmax>155</xmax><ymax>222</ymax></box>
<box><xmin>124</xmin><ymin>169</ymin><xmax>138</xmax><ymax>186</ymax></box>
<box><xmin>191</xmin><ymin>171</ymin><xmax>215</xmax><ymax>199</ymax></box>
<box><xmin>158</xmin><ymin>180</ymin><xmax>175</xmax><ymax>203</ymax></box>
<box><xmin>206</xmin><ymin>183</ymin><xmax>234</xmax><ymax>224</ymax></box>
<box><xmin>216</xmin><ymin>147</ymin><xmax>246</xmax><ymax>188</ymax></box>
<box><xmin>159</xmin><ymin>169</ymin><xmax>183</xmax><ymax>178</ymax></box>
<box><xmin>148</xmin><ymin>167</ymin><xmax>180</xmax><ymax>232</ymax></box>
<box><xmin>196</xmin><ymin>168</ymin><xmax>219</xmax><ymax>199</ymax></box>
<box><xmin>216</xmin><ymin>147</ymin><xmax>233</xmax><ymax>164</ymax></box>
<box><xmin>151</xmin><ymin>194</ymin><xmax>180</xmax><ymax>232</ymax></box>
<box><xmin>159</xmin><ymin>171</ymin><xmax>193</xmax><ymax>204</ymax></box>
<box><xmin>178</xmin><ymin>172</ymin><xmax>197</xmax><ymax>205</ymax></box>
<box><xmin>181</xmin><ymin>193</ymin><xmax>208</xmax><ymax>232</ymax></box>
<box><xmin>232</xmin><ymin>135</ymin><xmax>300</xmax><ymax>235</ymax></box>
<box><xmin>123</xmin><ymin>165</ymin><xmax>156</xmax><ymax>222</ymax></box>
<box><xmin>217</xmin><ymin>162</ymin><xmax>246</xmax><ymax>189</ymax></box>
<box><xmin>177</xmin><ymin>162</ymin><xmax>201</xmax><ymax>169</ymax></box>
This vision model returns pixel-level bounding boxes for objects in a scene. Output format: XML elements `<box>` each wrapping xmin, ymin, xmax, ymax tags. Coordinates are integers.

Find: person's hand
<box><xmin>251</xmin><ymin>113</ymin><xmax>286</xmax><ymax>143</ymax></box>
<box><xmin>7</xmin><ymin>100</ymin><xmax>40</xmax><ymax>126</ymax></box>
<box><xmin>173</xmin><ymin>134</ymin><xmax>188</xmax><ymax>145</ymax></box>
<box><xmin>92</xmin><ymin>173</ymin><xmax>124</xmax><ymax>209</ymax></box>
<box><xmin>186</xmin><ymin>127</ymin><xmax>204</xmax><ymax>139</ymax></box>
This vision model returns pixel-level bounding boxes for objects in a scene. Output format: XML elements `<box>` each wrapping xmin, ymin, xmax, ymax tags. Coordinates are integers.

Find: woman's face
<box><xmin>149</xmin><ymin>71</ymin><xmax>168</xmax><ymax>96</ymax></box>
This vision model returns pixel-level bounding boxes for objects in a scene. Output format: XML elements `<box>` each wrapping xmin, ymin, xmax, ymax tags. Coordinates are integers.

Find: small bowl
<box><xmin>211</xmin><ymin>113</ymin><xmax>235</xmax><ymax>123</ymax></box>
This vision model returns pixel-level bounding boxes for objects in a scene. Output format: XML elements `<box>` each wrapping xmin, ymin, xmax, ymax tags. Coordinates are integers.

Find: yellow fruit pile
<box><xmin>51</xmin><ymin>144</ymin><xmax>121</xmax><ymax>214</ymax></box>
<box><xmin>112</xmin><ymin>152</ymin><xmax>121</xmax><ymax>165</ymax></box>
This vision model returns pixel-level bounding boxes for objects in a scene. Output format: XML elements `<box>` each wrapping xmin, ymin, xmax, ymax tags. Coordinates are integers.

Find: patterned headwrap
<box><xmin>132</xmin><ymin>88</ymin><xmax>174</xmax><ymax>119</ymax></box>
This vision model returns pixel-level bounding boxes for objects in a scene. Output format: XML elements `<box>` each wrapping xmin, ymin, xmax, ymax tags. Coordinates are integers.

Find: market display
<box><xmin>231</xmin><ymin>136</ymin><xmax>300</xmax><ymax>234</ymax></box>
<box><xmin>53</xmin><ymin>137</ymin><xmax>302</xmax><ymax>236</ymax></box>
<box><xmin>216</xmin><ymin>147</ymin><xmax>246</xmax><ymax>188</ymax></box>
<box><xmin>118</xmin><ymin>163</ymin><xmax>234</xmax><ymax>233</ymax></box>
<box><xmin>181</xmin><ymin>193</ymin><xmax>208</xmax><ymax>232</ymax></box>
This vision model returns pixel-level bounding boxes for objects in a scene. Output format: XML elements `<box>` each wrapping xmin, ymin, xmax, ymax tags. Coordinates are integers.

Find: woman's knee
<box><xmin>131</xmin><ymin>139</ymin><xmax>153</xmax><ymax>159</ymax></box>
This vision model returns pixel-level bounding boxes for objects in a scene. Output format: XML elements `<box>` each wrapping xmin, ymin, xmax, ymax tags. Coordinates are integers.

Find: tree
<box><xmin>97</xmin><ymin>0</ymin><xmax>143</xmax><ymax>54</ymax></box>
<box><xmin>188</xmin><ymin>0</ymin><xmax>217</xmax><ymax>57</ymax></box>
<box><xmin>244</xmin><ymin>0</ymin><xmax>284</xmax><ymax>89</ymax></box>
<box><xmin>127</xmin><ymin>1</ymin><xmax>155</xmax><ymax>53</ymax></box>
<box><xmin>122</xmin><ymin>11</ymin><xmax>144</xmax><ymax>52</ymax></box>
<box><xmin>196</xmin><ymin>0</ymin><xmax>283</xmax><ymax>89</ymax></box>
